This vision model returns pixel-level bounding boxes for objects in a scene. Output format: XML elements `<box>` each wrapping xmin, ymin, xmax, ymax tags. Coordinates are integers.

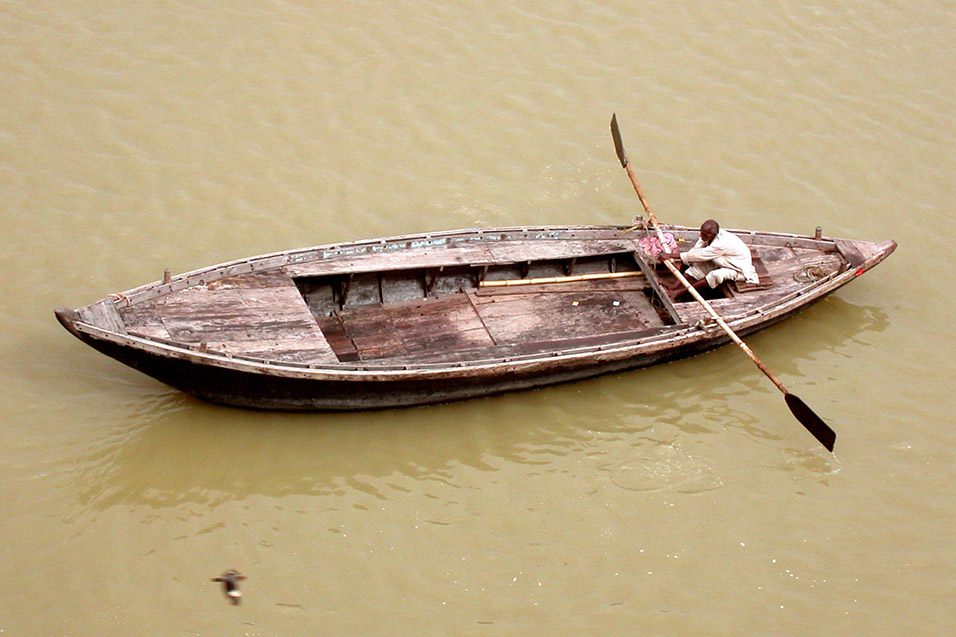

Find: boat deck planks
<box><xmin>387</xmin><ymin>294</ymin><xmax>495</xmax><ymax>353</ymax></box>
<box><xmin>314</xmin><ymin>314</ymin><xmax>360</xmax><ymax>362</ymax></box>
<box><xmin>78</xmin><ymin>299</ymin><xmax>128</xmax><ymax>335</ymax></box>
<box><xmin>483</xmin><ymin>238</ymin><xmax>638</xmax><ymax>264</ymax></box>
<box><xmin>331</xmin><ymin>303</ymin><xmax>409</xmax><ymax>361</ymax></box>
<box><xmin>317</xmin><ymin>293</ymin><xmax>497</xmax><ymax>362</ymax></box>
<box><xmin>470</xmin><ymin>287</ymin><xmax>659</xmax><ymax>347</ymax></box>
<box><xmin>120</xmin><ymin>300</ymin><xmax>170</xmax><ymax>340</ymax></box>
<box><xmin>112</xmin><ymin>238</ymin><xmax>849</xmax><ymax>364</ymax></box>
<box><xmin>834</xmin><ymin>239</ymin><xmax>876</xmax><ymax>268</ymax></box>
<box><xmin>732</xmin><ymin>256</ymin><xmax>773</xmax><ymax>293</ymax></box>
<box><xmin>310</xmin><ymin>282</ymin><xmax>660</xmax><ymax>364</ymax></box>
<box><xmin>138</xmin><ymin>270</ymin><xmax>338</xmax><ymax>364</ymax></box>
<box><xmin>284</xmin><ymin>238</ymin><xmax>639</xmax><ymax>279</ymax></box>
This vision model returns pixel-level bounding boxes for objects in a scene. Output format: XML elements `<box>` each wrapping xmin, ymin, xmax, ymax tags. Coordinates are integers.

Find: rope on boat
<box><xmin>109</xmin><ymin>292</ymin><xmax>131</xmax><ymax>307</ymax></box>
<box><xmin>793</xmin><ymin>264</ymin><xmax>830</xmax><ymax>283</ymax></box>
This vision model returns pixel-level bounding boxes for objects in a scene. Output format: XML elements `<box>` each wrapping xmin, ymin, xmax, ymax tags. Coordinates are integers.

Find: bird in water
<box><xmin>212</xmin><ymin>570</ymin><xmax>246</xmax><ymax>605</ymax></box>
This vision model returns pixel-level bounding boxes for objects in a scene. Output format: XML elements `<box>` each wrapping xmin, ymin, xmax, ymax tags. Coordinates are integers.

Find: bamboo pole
<box><xmin>478</xmin><ymin>270</ymin><xmax>644</xmax><ymax>288</ymax></box>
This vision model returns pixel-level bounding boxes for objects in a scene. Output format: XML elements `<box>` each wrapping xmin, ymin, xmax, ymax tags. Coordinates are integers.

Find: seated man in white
<box><xmin>660</xmin><ymin>219</ymin><xmax>758</xmax><ymax>299</ymax></box>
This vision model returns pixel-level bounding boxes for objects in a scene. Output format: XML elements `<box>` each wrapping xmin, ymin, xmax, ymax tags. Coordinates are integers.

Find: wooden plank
<box><xmin>377</xmin><ymin>343</ymin><xmax>527</xmax><ymax>365</ymax></box>
<box><xmin>484</xmin><ymin>239</ymin><xmax>636</xmax><ymax>263</ymax></box>
<box><xmin>118</xmin><ymin>300</ymin><xmax>169</xmax><ymax>339</ymax></box>
<box><xmin>78</xmin><ymin>299</ymin><xmax>128</xmax><ymax>335</ymax></box>
<box><xmin>335</xmin><ymin>303</ymin><xmax>409</xmax><ymax>360</ymax></box>
<box><xmin>470</xmin><ymin>289</ymin><xmax>658</xmax><ymax>346</ymax></box>
<box><xmin>201</xmin><ymin>340</ymin><xmax>340</xmax><ymax>365</ymax></box>
<box><xmin>155</xmin><ymin>271</ymin><xmax>338</xmax><ymax>363</ymax></box>
<box><xmin>834</xmin><ymin>239</ymin><xmax>867</xmax><ymax>268</ymax></box>
<box><xmin>284</xmin><ymin>238</ymin><xmax>639</xmax><ymax>279</ymax></box>
<box><xmin>630</xmin><ymin>251</ymin><xmax>682</xmax><ymax>325</ymax></box>
<box><xmin>400</xmin><ymin>326</ymin><xmax>495</xmax><ymax>354</ymax></box>
<box><xmin>759</xmin><ymin>246</ymin><xmax>843</xmax><ymax>288</ymax></box>
<box><xmin>511</xmin><ymin>325</ymin><xmax>671</xmax><ymax>356</ymax></box>
<box><xmin>159</xmin><ymin>288</ymin><xmax>308</xmax><ymax>341</ymax></box>
<box><xmin>315</xmin><ymin>314</ymin><xmax>360</xmax><ymax>362</ymax></box>
<box><xmin>377</xmin><ymin>323</ymin><xmax>672</xmax><ymax>365</ymax></box>
<box><xmin>314</xmin><ymin>293</ymin><xmax>496</xmax><ymax>361</ymax></box>
<box><xmin>479</xmin><ymin>270</ymin><xmax>644</xmax><ymax>288</ymax></box>
<box><xmin>385</xmin><ymin>294</ymin><xmax>495</xmax><ymax>353</ymax></box>
<box><xmin>285</xmin><ymin>245</ymin><xmax>496</xmax><ymax>278</ymax></box>
<box><xmin>674</xmin><ymin>297</ymin><xmax>740</xmax><ymax>326</ymax></box>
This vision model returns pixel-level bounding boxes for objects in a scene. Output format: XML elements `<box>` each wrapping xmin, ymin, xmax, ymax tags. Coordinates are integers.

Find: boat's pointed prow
<box><xmin>864</xmin><ymin>239</ymin><xmax>897</xmax><ymax>271</ymax></box>
<box><xmin>54</xmin><ymin>306</ymin><xmax>82</xmax><ymax>339</ymax></box>
<box><xmin>834</xmin><ymin>237</ymin><xmax>897</xmax><ymax>274</ymax></box>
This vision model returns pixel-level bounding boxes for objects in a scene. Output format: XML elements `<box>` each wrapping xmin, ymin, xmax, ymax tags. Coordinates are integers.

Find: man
<box><xmin>660</xmin><ymin>219</ymin><xmax>758</xmax><ymax>298</ymax></box>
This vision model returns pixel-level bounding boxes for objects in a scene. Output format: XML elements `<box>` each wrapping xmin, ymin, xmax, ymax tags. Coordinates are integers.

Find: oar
<box><xmin>610</xmin><ymin>114</ymin><xmax>836</xmax><ymax>452</ymax></box>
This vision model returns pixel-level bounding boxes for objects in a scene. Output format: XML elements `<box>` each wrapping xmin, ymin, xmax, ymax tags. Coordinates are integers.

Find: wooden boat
<box><xmin>55</xmin><ymin>224</ymin><xmax>895</xmax><ymax>410</ymax></box>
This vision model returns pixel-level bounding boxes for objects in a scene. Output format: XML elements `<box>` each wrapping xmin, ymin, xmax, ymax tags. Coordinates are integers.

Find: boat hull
<box><xmin>70</xmin><ymin>327</ymin><xmax>713</xmax><ymax>410</ymax></box>
<box><xmin>62</xmin><ymin>300</ymin><xmax>801</xmax><ymax>411</ymax></box>
<box><xmin>55</xmin><ymin>224</ymin><xmax>896</xmax><ymax>410</ymax></box>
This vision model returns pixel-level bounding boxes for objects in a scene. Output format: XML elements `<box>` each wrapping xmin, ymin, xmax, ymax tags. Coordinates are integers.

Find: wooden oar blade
<box><xmin>610</xmin><ymin>113</ymin><xmax>628</xmax><ymax>168</ymax></box>
<box><xmin>785</xmin><ymin>392</ymin><xmax>836</xmax><ymax>452</ymax></box>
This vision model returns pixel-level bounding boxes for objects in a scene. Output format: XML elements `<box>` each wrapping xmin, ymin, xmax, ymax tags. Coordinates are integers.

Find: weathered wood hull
<box><xmin>55</xmin><ymin>224</ymin><xmax>896</xmax><ymax>410</ymax></box>
<box><xmin>60</xmin><ymin>319</ymin><xmax>723</xmax><ymax>410</ymax></box>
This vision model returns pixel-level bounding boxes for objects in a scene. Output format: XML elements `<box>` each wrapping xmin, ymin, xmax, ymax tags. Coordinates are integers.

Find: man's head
<box><xmin>700</xmin><ymin>219</ymin><xmax>719</xmax><ymax>244</ymax></box>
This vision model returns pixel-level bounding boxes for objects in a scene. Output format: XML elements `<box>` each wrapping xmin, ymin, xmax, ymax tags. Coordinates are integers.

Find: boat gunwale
<box><xmin>106</xmin><ymin>224</ymin><xmax>840</xmax><ymax>306</ymax></box>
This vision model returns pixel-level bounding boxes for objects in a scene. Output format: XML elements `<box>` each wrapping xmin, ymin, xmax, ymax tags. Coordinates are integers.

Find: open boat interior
<box><xmin>86</xmin><ymin>225</ymin><xmax>884</xmax><ymax>369</ymax></box>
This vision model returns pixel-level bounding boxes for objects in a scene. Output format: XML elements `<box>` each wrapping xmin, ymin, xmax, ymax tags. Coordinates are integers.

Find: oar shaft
<box><xmin>624</xmin><ymin>163</ymin><xmax>656</xmax><ymax>220</ymax></box>
<box><xmin>658</xmin><ymin>254</ymin><xmax>789</xmax><ymax>394</ymax></box>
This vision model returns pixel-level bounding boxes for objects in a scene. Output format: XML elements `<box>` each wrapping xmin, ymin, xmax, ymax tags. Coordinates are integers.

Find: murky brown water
<box><xmin>2</xmin><ymin>1</ymin><xmax>954</xmax><ymax>634</ymax></box>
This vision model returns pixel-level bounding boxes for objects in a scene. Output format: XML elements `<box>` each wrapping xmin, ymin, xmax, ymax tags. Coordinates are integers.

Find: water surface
<box><xmin>2</xmin><ymin>1</ymin><xmax>954</xmax><ymax>633</ymax></box>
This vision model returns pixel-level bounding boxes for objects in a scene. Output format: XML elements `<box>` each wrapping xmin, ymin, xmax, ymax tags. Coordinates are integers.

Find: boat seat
<box><xmin>731</xmin><ymin>254</ymin><xmax>772</xmax><ymax>294</ymax></box>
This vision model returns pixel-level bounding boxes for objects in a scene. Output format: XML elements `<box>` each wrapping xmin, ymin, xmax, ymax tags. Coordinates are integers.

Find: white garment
<box><xmin>680</xmin><ymin>228</ymin><xmax>759</xmax><ymax>288</ymax></box>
